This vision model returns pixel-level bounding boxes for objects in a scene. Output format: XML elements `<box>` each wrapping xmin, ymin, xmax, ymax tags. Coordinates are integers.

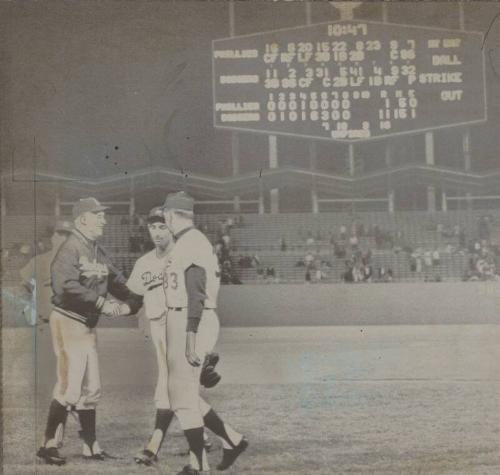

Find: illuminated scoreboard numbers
<box><xmin>212</xmin><ymin>20</ymin><xmax>486</xmax><ymax>141</ymax></box>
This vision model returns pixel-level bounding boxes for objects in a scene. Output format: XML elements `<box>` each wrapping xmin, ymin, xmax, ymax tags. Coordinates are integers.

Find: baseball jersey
<box><xmin>127</xmin><ymin>249</ymin><xmax>169</xmax><ymax>320</ymax></box>
<box><xmin>163</xmin><ymin>227</ymin><xmax>220</xmax><ymax>309</ymax></box>
<box><xmin>19</xmin><ymin>251</ymin><xmax>57</xmax><ymax>320</ymax></box>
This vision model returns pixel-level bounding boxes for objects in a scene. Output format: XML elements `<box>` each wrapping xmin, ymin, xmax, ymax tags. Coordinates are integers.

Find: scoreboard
<box><xmin>212</xmin><ymin>20</ymin><xmax>486</xmax><ymax>141</ymax></box>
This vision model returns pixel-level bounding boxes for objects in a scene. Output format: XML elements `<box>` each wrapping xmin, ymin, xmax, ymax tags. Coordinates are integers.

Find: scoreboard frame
<box><xmin>212</xmin><ymin>19</ymin><xmax>488</xmax><ymax>142</ymax></box>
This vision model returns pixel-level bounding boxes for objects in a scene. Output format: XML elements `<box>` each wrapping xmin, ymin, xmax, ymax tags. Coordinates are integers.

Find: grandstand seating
<box><xmin>2</xmin><ymin>210</ymin><xmax>499</xmax><ymax>285</ymax></box>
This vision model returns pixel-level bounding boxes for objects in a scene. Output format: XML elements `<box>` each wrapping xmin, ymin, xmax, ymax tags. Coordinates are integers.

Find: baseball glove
<box><xmin>200</xmin><ymin>352</ymin><xmax>221</xmax><ymax>388</ymax></box>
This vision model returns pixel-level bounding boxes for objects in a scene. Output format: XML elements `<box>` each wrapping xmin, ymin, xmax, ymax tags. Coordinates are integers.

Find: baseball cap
<box><xmin>72</xmin><ymin>197</ymin><xmax>109</xmax><ymax>219</ymax></box>
<box><xmin>147</xmin><ymin>206</ymin><xmax>165</xmax><ymax>224</ymax></box>
<box><xmin>53</xmin><ymin>220</ymin><xmax>73</xmax><ymax>234</ymax></box>
<box><xmin>163</xmin><ymin>191</ymin><xmax>194</xmax><ymax>212</ymax></box>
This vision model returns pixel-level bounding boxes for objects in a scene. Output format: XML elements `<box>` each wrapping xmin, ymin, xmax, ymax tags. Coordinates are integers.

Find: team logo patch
<box><xmin>79</xmin><ymin>256</ymin><xmax>109</xmax><ymax>279</ymax></box>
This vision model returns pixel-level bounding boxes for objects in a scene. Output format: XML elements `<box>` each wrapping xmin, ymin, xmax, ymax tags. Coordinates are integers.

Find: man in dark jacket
<box><xmin>37</xmin><ymin>197</ymin><xmax>142</xmax><ymax>466</ymax></box>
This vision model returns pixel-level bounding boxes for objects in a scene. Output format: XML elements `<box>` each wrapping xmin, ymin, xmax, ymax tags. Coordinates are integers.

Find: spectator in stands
<box><xmin>120</xmin><ymin>216</ymin><xmax>129</xmax><ymax>225</ymax></box>
<box><xmin>20</xmin><ymin>244</ymin><xmax>32</xmax><ymax>257</ymax></box>
<box><xmin>313</xmin><ymin>257</ymin><xmax>322</xmax><ymax>283</ymax></box>
<box><xmin>474</xmin><ymin>240</ymin><xmax>482</xmax><ymax>253</ymax></box>
<box><xmin>334</xmin><ymin>241</ymin><xmax>346</xmax><ymax>259</ymax></box>
<box><xmin>424</xmin><ymin>250</ymin><xmax>433</xmax><ymax>269</ymax></box>
<box><xmin>409</xmin><ymin>254</ymin><xmax>416</xmax><ymax>272</ymax></box>
<box><xmin>279</xmin><ymin>236</ymin><xmax>287</xmax><ymax>252</ymax></box>
<box><xmin>265</xmin><ymin>266</ymin><xmax>276</xmax><ymax>282</ymax></box>
<box><xmin>432</xmin><ymin>249</ymin><xmax>441</xmax><ymax>266</ymax></box>
<box><xmin>315</xmin><ymin>229</ymin><xmax>322</xmax><ymax>242</ymax></box>
<box><xmin>362</xmin><ymin>263</ymin><xmax>373</xmax><ymax>282</ymax></box>
<box><xmin>329</xmin><ymin>230</ymin><xmax>336</xmax><ymax>246</ymax></box>
<box><xmin>349</xmin><ymin>233</ymin><xmax>359</xmax><ymax>250</ymax></box>
<box><xmin>220</xmin><ymin>243</ymin><xmax>231</xmax><ymax>264</ymax></box>
<box><xmin>304</xmin><ymin>251</ymin><xmax>314</xmax><ymax>268</ymax></box>
<box><xmin>251</xmin><ymin>254</ymin><xmax>261</xmax><ymax>268</ymax></box>
<box><xmin>378</xmin><ymin>266</ymin><xmax>393</xmax><ymax>282</ymax></box>
<box><xmin>342</xmin><ymin>260</ymin><xmax>355</xmax><ymax>283</ymax></box>
<box><xmin>340</xmin><ymin>224</ymin><xmax>347</xmax><ymax>241</ymax></box>
<box><xmin>459</xmin><ymin>229</ymin><xmax>466</xmax><ymax>249</ymax></box>
<box><xmin>306</xmin><ymin>231</ymin><xmax>315</xmax><ymax>247</ymax></box>
<box><xmin>478</xmin><ymin>216</ymin><xmax>491</xmax><ymax>242</ymax></box>
<box><xmin>238</xmin><ymin>255</ymin><xmax>252</xmax><ymax>268</ymax></box>
<box><xmin>222</xmin><ymin>232</ymin><xmax>231</xmax><ymax>248</ymax></box>
<box><xmin>362</xmin><ymin>248</ymin><xmax>372</xmax><ymax>266</ymax></box>
<box><xmin>374</xmin><ymin>225</ymin><xmax>382</xmax><ymax>249</ymax></box>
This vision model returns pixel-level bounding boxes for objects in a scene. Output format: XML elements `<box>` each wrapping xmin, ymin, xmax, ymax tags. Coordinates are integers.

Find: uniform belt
<box><xmin>168</xmin><ymin>307</ymin><xmax>215</xmax><ymax>311</ymax></box>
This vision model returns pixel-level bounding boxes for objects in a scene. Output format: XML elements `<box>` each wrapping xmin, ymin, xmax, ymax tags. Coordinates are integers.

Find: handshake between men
<box><xmin>101</xmin><ymin>299</ymin><xmax>131</xmax><ymax>317</ymax></box>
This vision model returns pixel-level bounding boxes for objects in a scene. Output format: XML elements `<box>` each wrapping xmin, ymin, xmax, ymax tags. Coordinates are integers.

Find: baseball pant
<box><xmin>149</xmin><ymin>314</ymin><xmax>170</xmax><ymax>409</ymax></box>
<box><xmin>49</xmin><ymin>309</ymin><xmax>101</xmax><ymax>409</ymax></box>
<box><xmin>166</xmin><ymin>308</ymin><xmax>219</xmax><ymax>430</ymax></box>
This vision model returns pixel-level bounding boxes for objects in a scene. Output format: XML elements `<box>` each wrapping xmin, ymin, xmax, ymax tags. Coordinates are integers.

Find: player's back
<box><xmin>166</xmin><ymin>228</ymin><xmax>220</xmax><ymax>309</ymax></box>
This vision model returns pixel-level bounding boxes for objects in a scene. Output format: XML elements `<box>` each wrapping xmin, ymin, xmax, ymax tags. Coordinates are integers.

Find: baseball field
<box><xmin>3</xmin><ymin>282</ymin><xmax>500</xmax><ymax>474</ymax></box>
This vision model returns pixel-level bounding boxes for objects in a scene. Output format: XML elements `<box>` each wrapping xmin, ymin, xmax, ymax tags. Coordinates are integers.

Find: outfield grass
<box><xmin>3</xmin><ymin>325</ymin><xmax>500</xmax><ymax>474</ymax></box>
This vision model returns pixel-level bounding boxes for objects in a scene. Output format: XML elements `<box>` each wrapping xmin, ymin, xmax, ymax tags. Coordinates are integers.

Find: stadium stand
<box><xmin>2</xmin><ymin>210</ymin><xmax>499</xmax><ymax>285</ymax></box>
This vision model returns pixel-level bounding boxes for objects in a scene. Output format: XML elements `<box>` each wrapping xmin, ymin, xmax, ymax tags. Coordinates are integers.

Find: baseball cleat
<box><xmin>82</xmin><ymin>440</ymin><xmax>115</xmax><ymax>461</ymax></box>
<box><xmin>134</xmin><ymin>449</ymin><xmax>158</xmax><ymax>466</ymax></box>
<box><xmin>216</xmin><ymin>437</ymin><xmax>249</xmax><ymax>471</ymax></box>
<box><xmin>36</xmin><ymin>446</ymin><xmax>66</xmax><ymax>466</ymax></box>
<box><xmin>176</xmin><ymin>465</ymin><xmax>200</xmax><ymax>475</ymax></box>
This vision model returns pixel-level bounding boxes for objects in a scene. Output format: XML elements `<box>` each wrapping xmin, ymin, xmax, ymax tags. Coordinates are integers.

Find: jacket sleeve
<box><xmin>51</xmin><ymin>243</ymin><xmax>103</xmax><ymax>313</ymax></box>
<box><xmin>185</xmin><ymin>264</ymin><xmax>207</xmax><ymax>333</ymax></box>
<box><xmin>106</xmin><ymin>257</ymin><xmax>143</xmax><ymax>315</ymax></box>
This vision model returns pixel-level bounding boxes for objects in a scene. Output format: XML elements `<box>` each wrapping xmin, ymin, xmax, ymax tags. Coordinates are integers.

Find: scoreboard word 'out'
<box><xmin>212</xmin><ymin>20</ymin><xmax>486</xmax><ymax>141</ymax></box>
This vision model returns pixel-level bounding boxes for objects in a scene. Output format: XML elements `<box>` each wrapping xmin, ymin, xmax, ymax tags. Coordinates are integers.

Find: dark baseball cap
<box><xmin>72</xmin><ymin>197</ymin><xmax>109</xmax><ymax>219</ymax></box>
<box><xmin>163</xmin><ymin>191</ymin><xmax>194</xmax><ymax>212</ymax></box>
<box><xmin>53</xmin><ymin>220</ymin><xmax>73</xmax><ymax>234</ymax></box>
<box><xmin>147</xmin><ymin>206</ymin><xmax>165</xmax><ymax>224</ymax></box>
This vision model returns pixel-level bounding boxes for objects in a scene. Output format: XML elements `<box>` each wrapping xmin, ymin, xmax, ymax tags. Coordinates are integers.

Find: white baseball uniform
<box><xmin>127</xmin><ymin>249</ymin><xmax>171</xmax><ymax>409</ymax></box>
<box><xmin>163</xmin><ymin>227</ymin><xmax>220</xmax><ymax>430</ymax></box>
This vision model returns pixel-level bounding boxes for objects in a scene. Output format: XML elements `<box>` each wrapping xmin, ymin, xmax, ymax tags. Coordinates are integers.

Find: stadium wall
<box><xmin>3</xmin><ymin>282</ymin><xmax>499</xmax><ymax>328</ymax></box>
<box><xmin>217</xmin><ymin>283</ymin><xmax>500</xmax><ymax>327</ymax></box>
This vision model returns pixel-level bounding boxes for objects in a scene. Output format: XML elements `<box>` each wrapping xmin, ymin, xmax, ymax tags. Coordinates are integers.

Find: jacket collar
<box><xmin>73</xmin><ymin>228</ymin><xmax>96</xmax><ymax>247</ymax></box>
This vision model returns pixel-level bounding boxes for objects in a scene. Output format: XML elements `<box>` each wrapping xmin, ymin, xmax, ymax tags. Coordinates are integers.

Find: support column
<box><xmin>381</xmin><ymin>1</ymin><xmax>389</xmax><ymax>22</ymax></box>
<box><xmin>309</xmin><ymin>141</ymin><xmax>318</xmax><ymax>213</ymax></box>
<box><xmin>129</xmin><ymin>178</ymin><xmax>135</xmax><ymax>217</ymax></box>
<box><xmin>462</xmin><ymin>128</ymin><xmax>473</xmax><ymax>209</ymax></box>
<box><xmin>1</xmin><ymin>179</ymin><xmax>7</xmax><ymax>216</ymax></box>
<box><xmin>388</xmin><ymin>190</ymin><xmax>395</xmax><ymax>214</ymax></box>
<box><xmin>232</xmin><ymin>131</ymin><xmax>241</xmax><ymax>212</ymax></box>
<box><xmin>458</xmin><ymin>2</ymin><xmax>465</xmax><ymax>30</ymax></box>
<box><xmin>348</xmin><ymin>143</ymin><xmax>355</xmax><ymax>176</ymax></box>
<box><xmin>258</xmin><ymin>182</ymin><xmax>265</xmax><ymax>215</ymax></box>
<box><xmin>427</xmin><ymin>186</ymin><xmax>437</xmax><ymax>213</ymax></box>
<box><xmin>130</xmin><ymin>196</ymin><xmax>135</xmax><ymax>217</ymax></box>
<box><xmin>54</xmin><ymin>189</ymin><xmax>61</xmax><ymax>217</ymax></box>
<box><xmin>269</xmin><ymin>135</ymin><xmax>279</xmax><ymax>214</ymax></box>
<box><xmin>385</xmin><ymin>141</ymin><xmax>394</xmax><ymax>212</ymax></box>
<box><xmin>441</xmin><ymin>190</ymin><xmax>448</xmax><ymax>212</ymax></box>
<box><xmin>425</xmin><ymin>131</ymin><xmax>436</xmax><ymax>212</ymax></box>
<box><xmin>228</xmin><ymin>1</ymin><xmax>240</xmax><ymax>213</ymax></box>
